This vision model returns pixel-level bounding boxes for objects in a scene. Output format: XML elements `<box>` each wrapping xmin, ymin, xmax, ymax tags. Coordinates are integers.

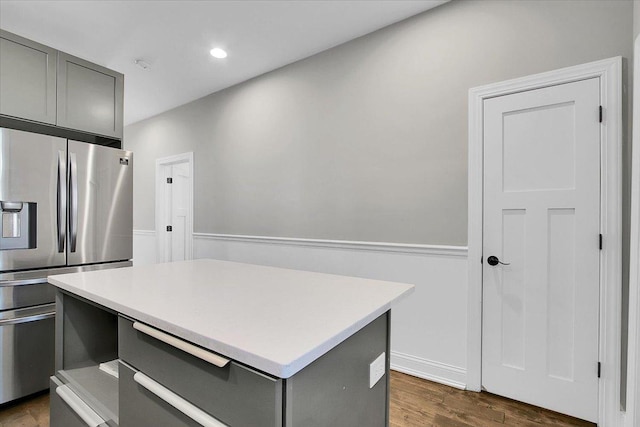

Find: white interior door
<box><xmin>169</xmin><ymin>162</ymin><xmax>190</xmax><ymax>262</ymax></box>
<box><xmin>482</xmin><ymin>78</ymin><xmax>601</xmax><ymax>422</ymax></box>
<box><xmin>156</xmin><ymin>153</ymin><xmax>193</xmax><ymax>263</ymax></box>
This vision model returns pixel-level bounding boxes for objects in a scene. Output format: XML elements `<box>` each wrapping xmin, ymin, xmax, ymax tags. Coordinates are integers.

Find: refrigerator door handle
<box><xmin>57</xmin><ymin>151</ymin><xmax>66</xmax><ymax>253</ymax></box>
<box><xmin>69</xmin><ymin>152</ymin><xmax>78</xmax><ymax>253</ymax></box>
<box><xmin>0</xmin><ymin>303</ymin><xmax>56</xmax><ymax>326</ymax></box>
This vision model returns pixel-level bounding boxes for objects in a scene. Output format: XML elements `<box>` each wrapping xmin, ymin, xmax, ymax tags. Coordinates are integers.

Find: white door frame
<box><xmin>467</xmin><ymin>57</ymin><xmax>623</xmax><ymax>426</ymax></box>
<box><xmin>625</xmin><ymin>37</ymin><xmax>640</xmax><ymax>427</ymax></box>
<box><xmin>155</xmin><ymin>152</ymin><xmax>194</xmax><ymax>262</ymax></box>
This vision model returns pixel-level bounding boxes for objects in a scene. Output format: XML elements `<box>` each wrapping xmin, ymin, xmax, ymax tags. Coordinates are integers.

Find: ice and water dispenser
<box><xmin>0</xmin><ymin>201</ymin><xmax>36</xmax><ymax>250</ymax></box>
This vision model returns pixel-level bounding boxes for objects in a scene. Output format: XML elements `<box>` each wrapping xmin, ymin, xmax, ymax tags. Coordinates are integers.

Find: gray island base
<box><xmin>47</xmin><ymin>259</ymin><xmax>414</xmax><ymax>426</ymax></box>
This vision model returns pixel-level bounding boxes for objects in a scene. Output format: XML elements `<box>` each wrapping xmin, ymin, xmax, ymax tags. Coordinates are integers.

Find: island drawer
<box><xmin>118</xmin><ymin>317</ymin><xmax>283</xmax><ymax>427</ymax></box>
<box><xmin>50</xmin><ymin>376</ymin><xmax>111</xmax><ymax>427</ymax></box>
<box><xmin>120</xmin><ymin>362</ymin><xmax>220</xmax><ymax>427</ymax></box>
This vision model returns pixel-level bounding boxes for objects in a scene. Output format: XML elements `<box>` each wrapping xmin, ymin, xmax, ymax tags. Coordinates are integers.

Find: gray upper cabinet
<box><xmin>0</xmin><ymin>30</ymin><xmax>123</xmax><ymax>139</ymax></box>
<box><xmin>57</xmin><ymin>52</ymin><xmax>123</xmax><ymax>139</ymax></box>
<box><xmin>0</xmin><ymin>30</ymin><xmax>57</xmax><ymax>125</ymax></box>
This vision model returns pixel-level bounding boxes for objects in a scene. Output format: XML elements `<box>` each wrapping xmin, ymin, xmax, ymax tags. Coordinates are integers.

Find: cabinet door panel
<box><xmin>57</xmin><ymin>52</ymin><xmax>123</xmax><ymax>139</ymax></box>
<box><xmin>0</xmin><ymin>30</ymin><xmax>57</xmax><ymax>124</ymax></box>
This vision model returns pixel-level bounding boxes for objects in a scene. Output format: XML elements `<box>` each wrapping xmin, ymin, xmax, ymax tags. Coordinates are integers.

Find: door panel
<box><xmin>500</xmin><ymin>209</ymin><xmax>526</xmax><ymax>370</ymax></box>
<box><xmin>66</xmin><ymin>141</ymin><xmax>132</xmax><ymax>266</ymax></box>
<box><xmin>170</xmin><ymin>163</ymin><xmax>190</xmax><ymax>262</ymax></box>
<box><xmin>502</xmin><ymin>102</ymin><xmax>576</xmax><ymax>192</ymax></box>
<box><xmin>0</xmin><ymin>304</ymin><xmax>55</xmax><ymax>404</ymax></box>
<box><xmin>0</xmin><ymin>30</ymin><xmax>57</xmax><ymax>125</ymax></box>
<box><xmin>482</xmin><ymin>78</ymin><xmax>600</xmax><ymax>422</ymax></box>
<box><xmin>159</xmin><ymin>161</ymin><xmax>191</xmax><ymax>263</ymax></box>
<box><xmin>547</xmin><ymin>208</ymin><xmax>578</xmax><ymax>381</ymax></box>
<box><xmin>0</xmin><ymin>128</ymin><xmax>66</xmax><ymax>271</ymax></box>
<box><xmin>57</xmin><ymin>52</ymin><xmax>124</xmax><ymax>139</ymax></box>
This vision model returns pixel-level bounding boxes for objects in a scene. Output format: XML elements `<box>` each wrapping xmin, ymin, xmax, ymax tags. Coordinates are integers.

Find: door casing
<box><xmin>624</xmin><ymin>37</ymin><xmax>640</xmax><ymax>427</ymax></box>
<box><xmin>467</xmin><ymin>57</ymin><xmax>623</xmax><ymax>427</ymax></box>
<box><xmin>155</xmin><ymin>152</ymin><xmax>194</xmax><ymax>263</ymax></box>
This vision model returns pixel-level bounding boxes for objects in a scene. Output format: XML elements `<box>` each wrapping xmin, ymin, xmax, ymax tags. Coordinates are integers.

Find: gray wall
<box><xmin>125</xmin><ymin>0</ymin><xmax>633</xmax><ymax>246</ymax></box>
<box><xmin>635</xmin><ymin>1</ymin><xmax>640</xmax><ymax>40</ymax></box>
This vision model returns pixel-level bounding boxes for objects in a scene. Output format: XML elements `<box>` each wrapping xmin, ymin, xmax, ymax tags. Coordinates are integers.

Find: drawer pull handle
<box><xmin>56</xmin><ymin>384</ymin><xmax>105</xmax><ymax>427</ymax></box>
<box><xmin>134</xmin><ymin>372</ymin><xmax>228</xmax><ymax>427</ymax></box>
<box><xmin>133</xmin><ymin>322</ymin><xmax>230</xmax><ymax>368</ymax></box>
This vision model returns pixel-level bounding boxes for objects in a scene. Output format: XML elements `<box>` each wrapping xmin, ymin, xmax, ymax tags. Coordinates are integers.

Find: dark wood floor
<box><xmin>0</xmin><ymin>392</ymin><xmax>48</xmax><ymax>427</ymax></box>
<box><xmin>0</xmin><ymin>372</ymin><xmax>595</xmax><ymax>427</ymax></box>
<box><xmin>389</xmin><ymin>372</ymin><xmax>595</xmax><ymax>427</ymax></box>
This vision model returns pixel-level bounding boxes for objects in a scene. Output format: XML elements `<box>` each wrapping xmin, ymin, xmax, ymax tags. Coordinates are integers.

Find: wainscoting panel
<box><xmin>133</xmin><ymin>229</ymin><xmax>157</xmax><ymax>265</ymax></box>
<box><xmin>133</xmin><ymin>230</ymin><xmax>469</xmax><ymax>387</ymax></box>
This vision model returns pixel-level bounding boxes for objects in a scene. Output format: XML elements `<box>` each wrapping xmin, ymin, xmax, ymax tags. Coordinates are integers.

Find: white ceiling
<box><xmin>0</xmin><ymin>1</ymin><xmax>447</xmax><ymax>126</ymax></box>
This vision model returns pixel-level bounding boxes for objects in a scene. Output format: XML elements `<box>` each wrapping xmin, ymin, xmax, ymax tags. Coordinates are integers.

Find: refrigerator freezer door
<box><xmin>0</xmin><ymin>128</ymin><xmax>67</xmax><ymax>272</ymax></box>
<box><xmin>0</xmin><ymin>303</ymin><xmax>55</xmax><ymax>404</ymax></box>
<box><xmin>67</xmin><ymin>141</ymin><xmax>132</xmax><ymax>265</ymax></box>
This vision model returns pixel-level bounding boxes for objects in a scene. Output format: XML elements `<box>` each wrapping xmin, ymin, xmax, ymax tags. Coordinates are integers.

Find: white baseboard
<box><xmin>133</xmin><ymin>230</ymin><xmax>469</xmax><ymax>388</ymax></box>
<box><xmin>391</xmin><ymin>351</ymin><xmax>466</xmax><ymax>390</ymax></box>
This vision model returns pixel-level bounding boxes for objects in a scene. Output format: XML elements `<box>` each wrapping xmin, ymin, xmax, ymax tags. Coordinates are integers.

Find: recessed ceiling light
<box><xmin>210</xmin><ymin>48</ymin><xmax>227</xmax><ymax>59</ymax></box>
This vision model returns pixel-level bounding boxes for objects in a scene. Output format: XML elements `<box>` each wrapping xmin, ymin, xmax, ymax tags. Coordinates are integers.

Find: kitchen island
<box><xmin>47</xmin><ymin>259</ymin><xmax>414</xmax><ymax>427</ymax></box>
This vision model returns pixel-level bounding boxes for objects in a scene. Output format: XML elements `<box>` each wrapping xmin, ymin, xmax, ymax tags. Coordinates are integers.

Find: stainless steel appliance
<box><xmin>0</xmin><ymin>127</ymin><xmax>132</xmax><ymax>404</ymax></box>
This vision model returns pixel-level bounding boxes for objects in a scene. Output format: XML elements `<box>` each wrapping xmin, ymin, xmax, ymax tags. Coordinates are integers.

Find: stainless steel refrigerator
<box><xmin>0</xmin><ymin>127</ymin><xmax>132</xmax><ymax>404</ymax></box>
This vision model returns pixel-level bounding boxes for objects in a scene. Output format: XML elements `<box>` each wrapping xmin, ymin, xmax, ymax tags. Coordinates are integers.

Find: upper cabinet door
<box><xmin>0</xmin><ymin>30</ymin><xmax>57</xmax><ymax>124</ymax></box>
<box><xmin>57</xmin><ymin>52</ymin><xmax>123</xmax><ymax>139</ymax></box>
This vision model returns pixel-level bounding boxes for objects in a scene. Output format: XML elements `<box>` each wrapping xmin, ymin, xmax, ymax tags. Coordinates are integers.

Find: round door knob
<box><xmin>487</xmin><ymin>255</ymin><xmax>509</xmax><ymax>266</ymax></box>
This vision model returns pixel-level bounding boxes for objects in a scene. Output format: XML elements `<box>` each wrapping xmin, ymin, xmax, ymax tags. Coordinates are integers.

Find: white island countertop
<box><xmin>48</xmin><ymin>259</ymin><xmax>414</xmax><ymax>378</ymax></box>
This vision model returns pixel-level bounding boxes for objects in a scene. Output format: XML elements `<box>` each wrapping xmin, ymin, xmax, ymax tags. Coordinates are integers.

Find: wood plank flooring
<box><xmin>389</xmin><ymin>372</ymin><xmax>595</xmax><ymax>427</ymax></box>
<box><xmin>0</xmin><ymin>392</ymin><xmax>48</xmax><ymax>427</ymax></box>
<box><xmin>0</xmin><ymin>371</ymin><xmax>595</xmax><ymax>427</ymax></box>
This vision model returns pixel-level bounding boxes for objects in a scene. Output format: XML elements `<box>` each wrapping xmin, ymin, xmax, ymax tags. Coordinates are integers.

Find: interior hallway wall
<box><xmin>634</xmin><ymin>1</ymin><xmax>640</xmax><ymax>40</ymax></box>
<box><xmin>125</xmin><ymin>0</ymin><xmax>632</xmax><ymax>246</ymax></box>
<box><xmin>126</xmin><ymin>0</ymin><xmax>633</xmax><ymax>387</ymax></box>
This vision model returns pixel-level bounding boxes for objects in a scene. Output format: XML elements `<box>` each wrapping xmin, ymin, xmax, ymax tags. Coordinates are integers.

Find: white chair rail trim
<box><xmin>133</xmin><ymin>230</ymin><xmax>467</xmax><ymax>256</ymax></box>
<box><xmin>191</xmin><ymin>232</ymin><xmax>467</xmax><ymax>257</ymax></box>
